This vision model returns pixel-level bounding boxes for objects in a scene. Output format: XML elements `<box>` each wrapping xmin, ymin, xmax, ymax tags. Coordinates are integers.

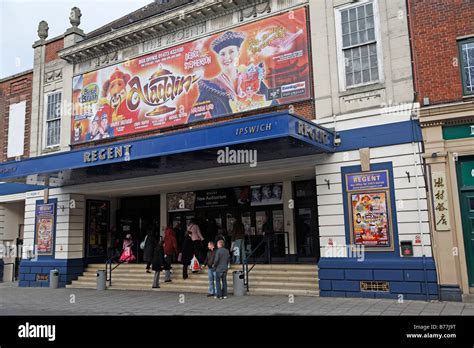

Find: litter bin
<box><xmin>96</xmin><ymin>270</ymin><xmax>106</xmax><ymax>291</ymax></box>
<box><xmin>49</xmin><ymin>269</ymin><xmax>59</xmax><ymax>289</ymax></box>
<box><xmin>233</xmin><ymin>271</ymin><xmax>246</xmax><ymax>296</ymax></box>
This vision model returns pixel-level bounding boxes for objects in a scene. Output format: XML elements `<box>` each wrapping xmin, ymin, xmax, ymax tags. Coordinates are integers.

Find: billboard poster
<box><xmin>71</xmin><ymin>8</ymin><xmax>310</xmax><ymax>144</ymax></box>
<box><xmin>251</xmin><ymin>183</ymin><xmax>283</xmax><ymax>206</ymax></box>
<box><xmin>167</xmin><ymin>192</ymin><xmax>196</xmax><ymax>212</ymax></box>
<box><xmin>346</xmin><ymin>170</ymin><xmax>389</xmax><ymax>191</ymax></box>
<box><xmin>350</xmin><ymin>192</ymin><xmax>391</xmax><ymax>248</ymax></box>
<box><xmin>35</xmin><ymin>203</ymin><xmax>56</xmax><ymax>255</ymax></box>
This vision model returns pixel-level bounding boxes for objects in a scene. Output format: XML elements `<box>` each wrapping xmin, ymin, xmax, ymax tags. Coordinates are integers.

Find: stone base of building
<box><xmin>318</xmin><ymin>257</ymin><xmax>439</xmax><ymax>301</ymax></box>
<box><xmin>19</xmin><ymin>259</ymin><xmax>84</xmax><ymax>288</ymax></box>
<box><xmin>439</xmin><ymin>285</ymin><xmax>463</xmax><ymax>302</ymax></box>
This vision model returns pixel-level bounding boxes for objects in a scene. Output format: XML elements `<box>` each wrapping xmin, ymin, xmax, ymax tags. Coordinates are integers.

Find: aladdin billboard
<box><xmin>71</xmin><ymin>8</ymin><xmax>311</xmax><ymax>144</ymax></box>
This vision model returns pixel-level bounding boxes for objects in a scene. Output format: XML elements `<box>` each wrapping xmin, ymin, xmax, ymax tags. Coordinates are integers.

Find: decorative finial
<box><xmin>69</xmin><ymin>7</ymin><xmax>82</xmax><ymax>28</ymax></box>
<box><xmin>37</xmin><ymin>21</ymin><xmax>49</xmax><ymax>40</ymax></box>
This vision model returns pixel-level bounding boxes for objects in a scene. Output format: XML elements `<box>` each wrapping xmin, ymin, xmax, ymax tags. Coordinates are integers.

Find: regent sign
<box><xmin>83</xmin><ymin>144</ymin><xmax>132</xmax><ymax>163</ymax></box>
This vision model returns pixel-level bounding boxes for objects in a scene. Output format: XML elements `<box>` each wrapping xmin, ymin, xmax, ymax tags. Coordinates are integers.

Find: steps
<box><xmin>67</xmin><ymin>263</ymin><xmax>319</xmax><ymax>296</ymax></box>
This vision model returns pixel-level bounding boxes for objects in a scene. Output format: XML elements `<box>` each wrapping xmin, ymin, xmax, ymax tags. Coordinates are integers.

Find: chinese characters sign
<box><xmin>71</xmin><ymin>8</ymin><xmax>310</xmax><ymax>144</ymax></box>
<box><xmin>432</xmin><ymin>172</ymin><xmax>451</xmax><ymax>231</ymax></box>
<box><xmin>346</xmin><ymin>170</ymin><xmax>394</xmax><ymax>251</ymax></box>
<box><xmin>35</xmin><ymin>203</ymin><xmax>56</xmax><ymax>255</ymax></box>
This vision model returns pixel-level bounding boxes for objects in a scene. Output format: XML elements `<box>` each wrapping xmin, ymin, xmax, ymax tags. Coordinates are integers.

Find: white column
<box><xmin>283</xmin><ymin>181</ymin><xmax>296</xmax><ymax>255</ymax></box>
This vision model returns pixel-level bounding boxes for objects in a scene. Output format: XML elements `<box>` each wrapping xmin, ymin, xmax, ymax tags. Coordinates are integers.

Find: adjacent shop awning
<box><xmin>0</xmin><ymin>112</ymin><xmax>336</xmax><ymax>185</ymax></box>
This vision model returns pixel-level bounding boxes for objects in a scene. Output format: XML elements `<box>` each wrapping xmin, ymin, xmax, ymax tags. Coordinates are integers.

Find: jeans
<box><xmin>153</xmin><ymin>271</ymin><xmax>160</xmax><ymax>287</ymax></box>
<box><xmin>207</xmin><ymin>268</ymin><xmax>216</xmax><ymax>295</ymax></box>
<box><xmin>215</xmin><ymin>271</ymin><xmax>228</xmax><ymax>298</ymax></box>
<box><xmin>232</xmin><ymin>239</ymin><xmax>245</xmax><ymax>264</ymax></box>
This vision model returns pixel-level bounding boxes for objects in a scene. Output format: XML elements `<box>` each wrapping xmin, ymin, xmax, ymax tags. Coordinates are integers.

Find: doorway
<box><xmin>293</xmin><ymin>180</ymin><xmax>320</xmax><ymax>262</ymax></box>
<box><xmin>460</xmin><ymin>191</ymin><xmax>474</xmax><ymax>287</ymax></box>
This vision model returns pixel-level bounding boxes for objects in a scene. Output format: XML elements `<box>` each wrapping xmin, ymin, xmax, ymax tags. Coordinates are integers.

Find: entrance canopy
<box><xmin>0</xmin><ymin>112</ymin><xmax>336</xmax><ymax>186</ymax></box>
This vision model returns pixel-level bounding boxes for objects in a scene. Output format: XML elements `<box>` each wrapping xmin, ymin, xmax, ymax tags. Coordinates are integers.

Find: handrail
<box><xmin>242</xmin><ymin>231</ymin><xmax>290</xmax><ymax>292</ymax></box>
<box><xmin>105</xmin><ymin>240</ymin><xmax>138</xmax><ymax>287</ymax></box>
<box><xmin>242</xmin><ymin>237</ymin><xmax>266</xmax><ymax>292</ymax></box>
<box><xmin>3</xmin><ymin>262</ymin><xmax>16</xmax><ymax>282</ymax></box>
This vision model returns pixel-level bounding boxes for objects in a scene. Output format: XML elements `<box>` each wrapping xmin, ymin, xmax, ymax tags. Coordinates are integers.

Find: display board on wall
<box><xmin>71</xmin><ymin>8</ymin><xmax>310</xmax><ymax>144</ymax></box>
<box><xmin>346</xmin><ymin>170</ymin><xmax>394</xmax><ymax>251</ymax></box>
<box><xmin>35</xmin><ymin>202</ymin><xmax>56</xmax><ymax>256</ymax></box>
<box><xmin>250</xmin><ymin>183</ymin><xmax>283</xmax><ymax>206</ymax></box>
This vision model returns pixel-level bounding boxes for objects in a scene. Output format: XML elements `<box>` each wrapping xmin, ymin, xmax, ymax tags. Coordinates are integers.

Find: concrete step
<box><xmin>78</xmin><ymin>273</ymin><xmax>318</xmax><ymax>283</ymax></box>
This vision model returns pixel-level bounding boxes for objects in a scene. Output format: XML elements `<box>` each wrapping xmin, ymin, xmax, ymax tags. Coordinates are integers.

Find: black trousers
<box><xmin>182</xmin><ymin>264</ymin><xmax>189</xmax><ymax>279</ymax></box>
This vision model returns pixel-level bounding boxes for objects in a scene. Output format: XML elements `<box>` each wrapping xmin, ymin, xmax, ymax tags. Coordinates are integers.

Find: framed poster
<box><xmin>250</xmin><ymin>183</ymin><xmax>283</xmax><ymax>206</ymax></box>
<box><xmin>167</xmin><ymin>192</ymin><xmax>196</xmax><ymax>212</ymax></box>
<box><xmin>35</xmin><ymin>202</ymin><xmax>56</xmax><ymax>256</ymax></box>
<box><xmin>346</xmin><ymin>170</ymin><xmax>394</xmax><ymax>251</ymax></box>
<box><xmin>86</xmin><ymin>200</ymin><xmax>110</xmax><ymax>258</ymax></box>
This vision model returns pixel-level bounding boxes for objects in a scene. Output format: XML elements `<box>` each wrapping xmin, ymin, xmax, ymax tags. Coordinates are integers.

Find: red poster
<box><xmin>71</xmin><ymin>8</ymin><xmax>310</xmax><ymax>144</ymax></box>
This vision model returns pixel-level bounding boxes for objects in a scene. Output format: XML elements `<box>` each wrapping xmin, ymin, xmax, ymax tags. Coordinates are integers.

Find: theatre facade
<box><xmin>0</xmin><ymin>0</ymin><xmax>438</xmax><ymax>299</ymax></box>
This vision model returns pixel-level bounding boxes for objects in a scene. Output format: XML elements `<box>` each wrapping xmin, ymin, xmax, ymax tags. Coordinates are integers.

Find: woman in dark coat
<box><xmin>143</xmin><ymin>227</ymin><xmax>157</xmax><ymax>273</ymax></box>
<box><xmin>152</xmin><ymin>239</ymin><xmax>170</xmax><ymax>288</ymax></box>
<box><xmin>181</xmin><ymin>231</ymin><xmax>194</xmax><ymax>280</ymax></box>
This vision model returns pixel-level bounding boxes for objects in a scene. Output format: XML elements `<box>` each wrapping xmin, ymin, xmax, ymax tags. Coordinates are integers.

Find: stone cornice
<box><xmin>58</xmin><ymin>0</ymin><xmax>255</xmax><ymax>64</ymax></box>
<box><xmin>419</xmin><ymin>101</ymin><xmax>474</xmax><ymax>128</ymax></box>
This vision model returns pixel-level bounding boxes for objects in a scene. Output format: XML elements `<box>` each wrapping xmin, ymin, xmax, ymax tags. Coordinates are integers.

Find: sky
<box><xmin>0</xmin><ymin>0</ymin><xmax>152</xmax><ymax>79</ymax></box>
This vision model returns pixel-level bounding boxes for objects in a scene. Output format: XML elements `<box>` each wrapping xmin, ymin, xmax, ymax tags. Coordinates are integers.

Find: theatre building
<box><xmin>409</xmin><ymin>0</ymin><xmax>474</xmax><ymax>301</ymax></box>
<box><xmin>0</xmin><ymin>0</ymin><xmax>438</xmax><ymax>299</ymax></box>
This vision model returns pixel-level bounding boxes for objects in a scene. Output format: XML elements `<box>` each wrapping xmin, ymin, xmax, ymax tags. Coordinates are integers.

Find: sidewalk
<box><xmin>1</xmin><ymin>285</ymin><xmax>474</xmax><ymax>316</ymax></box>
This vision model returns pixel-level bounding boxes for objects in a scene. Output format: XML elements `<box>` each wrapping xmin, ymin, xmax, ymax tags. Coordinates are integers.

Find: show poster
<box><xmin>35</xmin><ymin>203</ymin><xmax>56</xmax><ymax>255</ymax></box>
<box><xmin>71</xmin><ymin>8</ymin><xmax>310</xmax><ymax>144</ymax></box>
<box><xmin>251</xmin><ymin>183</ymin><xmax>283</xmax><ymax>206</ymax></box>
<box><xmin>167</xmin><ymin>192</ymin><xmax>196</xmax><ymax>212</ymax></box>
<box><xmin>350</xmin><ymin>192</ymin><xmax>390</xmax><ymax>248</ymax></box>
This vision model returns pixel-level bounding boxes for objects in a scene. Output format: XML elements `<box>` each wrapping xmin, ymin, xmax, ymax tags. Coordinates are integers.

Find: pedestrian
<box><xmin>231</xmin><ymin>219</ymin><xmax>246</xmax><ymax>264</ymax></box>
<box><xmin>212</xmin><ymin>239</ymin><xmax>230</xmax><ymax>299</ymax></box>
<box><xmin>181</xmin><ymin>230</ymin><xmax>194</xmax><ymax>280</ymax></box>
<box><xmin>119</xmin><ymin>234</ymin><xmax>136</xmax><ymax>263</ymax></box>
<box><xmin>143</xmin><ymin>226</ymin><xmax>156</xmax><ymax>273</ymax></box>
<box><xmin>188</xmin><ymin>218</ymin><xmax>205</xmax><ymax>263</ymax></box>
<box><xmin>203</xmin><ymin>241</ymin><xmax>217</xmax><ymax>297</ymax></box>
<box><xmin>163</xmin><ymin>224</ymin><xmax>178</xmax><ymax>263</ymax></box>
<box><xmin>262</xmin><ymin>213</ymin><xmax>274</xmax><ymax>264</ymax></box>
<box><xmin>151</xmin><ymin>239</ymin><xmax>167</xmax><ymax>288</ymax></box>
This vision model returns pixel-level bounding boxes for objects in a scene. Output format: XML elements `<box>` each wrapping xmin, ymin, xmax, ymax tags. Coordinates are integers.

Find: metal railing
<box><xmin>242</xmin><ymin>231</ymin><xmax>290</xmax><ymax>292</ymax></box>
<box><xmin>105</xmin><ymin>240</ymin><xmax>139</xmax><ymax>287</ymax></box>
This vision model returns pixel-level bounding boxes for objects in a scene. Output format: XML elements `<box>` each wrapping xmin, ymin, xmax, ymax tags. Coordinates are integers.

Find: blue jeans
<box><xmin>215</xmin><ymin>271</ymin><xmax>228</xmax><ymax>298</ymax></box>
<box><xmin>232</xmin><ymin>239</ymin><xmax>245</xmax><ymax>264</ymax></box>
<box><xmin>207</xmin><ymin>268</ymin><xmax>216</xmax><ymax>295</ymax></box>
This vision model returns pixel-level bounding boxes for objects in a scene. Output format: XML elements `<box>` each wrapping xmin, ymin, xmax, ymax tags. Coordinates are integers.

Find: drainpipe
<box><xmin>406</xmin><ymin>0</ymin><xmax>430</xmax><ymax>302</ymax></box>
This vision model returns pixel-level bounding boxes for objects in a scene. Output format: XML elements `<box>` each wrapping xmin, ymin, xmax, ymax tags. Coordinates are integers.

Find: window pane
<box><xmin>366</xmin><ymin>3</ymin><xmax>373</xmax><ymax>16</ymax></box>
<box><xmin>353</xmin><ymin>48</ymin><xmax>361</xmax><ymax>59</ymax></box>
<box><xmin>343</xmin><ymin>34</ymin><xmax>350</xmax><ymax>47</ymax></box>
<box><xmin>362</xmin><ymin>69</ymin><xmax>371</xmax><ymax>83</ymax></box>
<box><xmin>368</xmin><ymin>28</ymin><xmax>375</xmax><ymax>41</ymax></box>
<box><xmin>346</xmin><ymin>73</ymin><xmax>354</xmax><ymax>87</ymax></box>
<box><xmin>362</xmin><ymin>56</ymin><xmax>370</xmax><ymax>70</ymax></box>
<box><xmin>361</xmin><ymin>45</ymin><xmax>369</xmax><ymax>57</ymax></box>
<box><xmin>354</xmin><ymin>71</ymin><xmax>362</xmax><ymax>84</ymax></box>
<box><xmin>350</xmin><ymin>20</ymin><xmax>357</xmax><ymax>33</ymax></box>
<box><xmin>370</xmin><ymin>54</ymin><xmax>378</xmax><ymax>67</ymax></box>
<box><xmin>341</xmin><ymin>10</ymin><xmax>349</xmax><ymax>23</ymax></box>
<box><xmin>358</xmin><ymin>18</ymin><xmax>366</xmax><ymax>30</ymax></box>
<box><xmin>359</xmin><ymin>30</ymin><xmax>368</xmax><ymax>43</ymax></box>
<box><xmin>350</xmin><ymin>32</ymin><xmax>358</xmax><ymax>46</ymax></box>
<box><xmin>357</xmin><ymin>5</ymin><xmax>365</xmax><ymax>19</ymax></box>
<box><xmin>367</xmin><ymin>15</ymin><xmax>374</xmax><ymax>29</ymax></box>
<box><xmin>371</xmin><ymin>67</ymin><xmax>379</xmax><ymax>81</ymax></box>
<box><xmin>353</xmin><ymin>58</ymin><xmax>361</xmax><ymax>72</ymax></box>
<box><xmin>349</xmin><ymin>8</ymin><xmax>357</xmax><ymax>21</ymax></box>
<box><xmin>342</xmin><ymin>22</ymin><xmax>350</xmax><ymax>35</ymax></box>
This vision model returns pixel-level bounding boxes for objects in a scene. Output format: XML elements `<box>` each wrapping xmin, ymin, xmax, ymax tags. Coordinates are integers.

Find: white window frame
<box><xmin>43</xmin><ymin>90</ymin><xmax>63</xmax><ymax>149</ymax></box>
<box><xmin>335</xmin><ymin>0</ymin><xmax>384</xmax><ymax>92</ymax></box>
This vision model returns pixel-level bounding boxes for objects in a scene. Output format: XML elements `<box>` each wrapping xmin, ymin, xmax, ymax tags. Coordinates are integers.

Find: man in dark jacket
<box><xmin>152</xmin><ymin>240</ymin><xmax>170</xmax><ymax>288</ymax></box>
<box><xmin>212</xmin><ymin>239</ymin><xmax>230</xmax><ymax>299</ymax></box>
<box><xmin>203</xmin><ymin>241</ymin><xmax>217</xmax><ymax>297</ymax></box>
<box><xmin>143</xmin><ymin>227</ymin><xmax>157</xmax><ymax>273</ymax></box>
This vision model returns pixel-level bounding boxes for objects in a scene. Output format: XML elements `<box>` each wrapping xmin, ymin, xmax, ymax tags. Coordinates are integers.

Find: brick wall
<box><xmin>45</xmin><ymin>38</ymin><xmax>64</xmax><ymax>64</ymax></box>
<box><xmin>410</xmin><ymin>0</ymin><xmax>474</xmax><ymax>105</ymax></box>
<box><xmin>0</xmin><ymin>71</ymin><xmax>33</xmax><ymax>162</ymax></box>
<box><xmin>72</xmin><ymin>99</ymin><xmax>315</xmax><ymax>149</ymax></box>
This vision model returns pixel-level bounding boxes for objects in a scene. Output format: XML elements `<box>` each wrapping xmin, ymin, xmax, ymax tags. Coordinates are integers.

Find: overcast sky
<box><xmin>0</xmin><ymin>0</ymin><xmax>152</xmax><ymax>79</ymax></box>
